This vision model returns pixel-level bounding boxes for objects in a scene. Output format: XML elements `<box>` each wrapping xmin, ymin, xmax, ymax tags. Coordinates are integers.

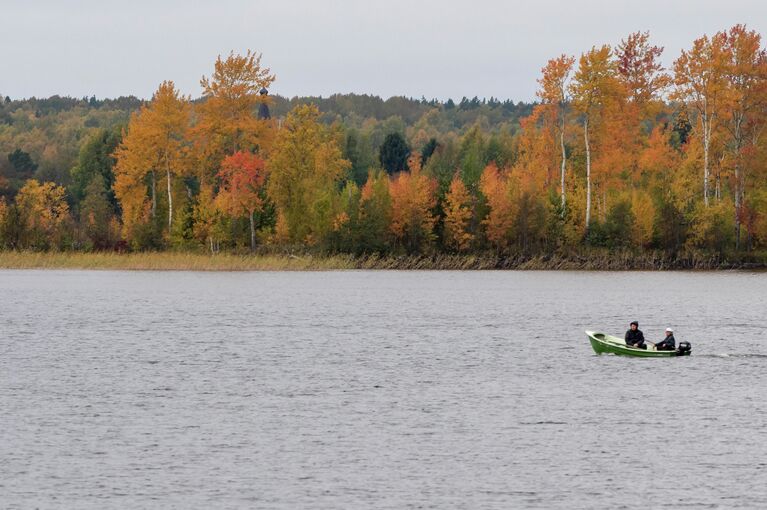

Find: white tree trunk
<box><xmin>733</xmin><ymin>114</ymin><xmax>744</xmax><ymax>250</ymax></box>
<box><xmin>584</xmin><ymin>117</ymin><xmax>591</xmax><ymax>230</ymax></box>
<box><xmin>702</xmin><ymin>113</ymin><xmax>711</xmax><ymax>207</ymax></box>
<box><xmin>166</xmin><ymin>167</ymin><xmax>173</xmax><ymax>231</ymax></box>
<box><xmin>150</xmin><ymin>170</ymin><xmax>157</xmax><ymax>219</ymax></box>
<box><xmin>560</xmin><ymin>120</ymin><xmax>567</xmax><ymax>214</ymax></box>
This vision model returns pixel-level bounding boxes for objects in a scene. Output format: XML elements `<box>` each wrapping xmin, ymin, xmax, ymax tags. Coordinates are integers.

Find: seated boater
<box><xmin>624</xmin><ymin>321</ymin><xmax>646</xmax><ymax>349</ymax></box>
<box><xmin>654</xmin><ymin>328</ymin><xmax>676</xmax><ymax>351</ymax></box>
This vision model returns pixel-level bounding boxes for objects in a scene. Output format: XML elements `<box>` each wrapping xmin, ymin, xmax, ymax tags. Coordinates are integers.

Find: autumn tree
<box><xmin>193</xmin><ymin>185</ymin><xmax>229</xmax><ymax>254</ymax></box>
<box><xmin>215</xmin><ymin>151</ymin><xmax>268</xmax><ymax>251</ymax></box>
<box><xmin>616</xmin><ymin>32</ymin><xmax>671</xmax><ymax>113</ymax></box>
<box><xmin>112</xmin><ymin>120</ymin><xmax>156</xmax><ymax>246</ymax></box>
<box><xmin>196</xmin><ymin>50</ymin><xmax>275</xmax><ymax>179</ymax></box>
<box><xmin>388</xmin><ymin>154</ymin><xmax>437</xmax><ymax>253</ymax></box>
<box><xmin>514</xmin><ymin>106</ymin><xmax>558</xmax><ymax>198</ymax></box>
<box><xmin>443</xmin><ymin>173</ymin><xmax>474</xmax><ymax>252</ymax></box>
<box><xmin>267</xmin><ymin>104</ymin><xmax>350</xmax><ymax>245</ymax></box>
<box><xmin>479</xmin><ymin>163</ymin><xmax>517</xmax><ymax>252</ymax></box>
<box><xmin>356</xmin><ymin>170</ymin><xmax>393</xmax><ymax>253</ymax></box>
<box><xmin>616</xmin><ymin>32</ymin><xmax>671</xmax><ymax>189</ymax></box>
<box><xmin>673</xmin><ymin>32</ymin><xmax>730</xmax><ymax>206</ymax></box>
<box><xmin>15</xmin><ymin>179</ymin><xmax>70</xmax><ymax>250</ymax></box>
<box><xmin>719</xmin><ymin>25</ymin><xmax>767</xmax><ymax>248</ymax></box>
<box><xmin>538</xmin><ymin>54</ymin><xmax>575</xmax><ymax>211</ymax></box>
<box><xmin>630</xmin><ymin>125</ymin><xmax>683</xmax><ymax>250</ymax></box>
<box><xmin>570</xmin><ymin>45</ymin><xmax>624</xmax><ymax>231</ymax></box>
<box><xmin>113</xmin><ymin>81</ymin><xmax>190</xmax><ymax>244</ymax></box>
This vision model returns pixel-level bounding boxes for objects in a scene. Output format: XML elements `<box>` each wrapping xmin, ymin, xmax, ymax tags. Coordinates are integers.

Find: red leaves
<box><xmin>216</xmin><ymin>151</ymin><xmax>268</xmax><ymax>215</ymax></box>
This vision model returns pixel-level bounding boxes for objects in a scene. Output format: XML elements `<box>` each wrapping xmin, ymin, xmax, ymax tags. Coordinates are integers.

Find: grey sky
<box><xmin>1</xmin><ymin>0</ymin><xmax>765</xmax><ymax>102</ymax></box>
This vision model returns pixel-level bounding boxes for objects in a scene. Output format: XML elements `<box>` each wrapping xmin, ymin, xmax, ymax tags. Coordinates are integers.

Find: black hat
<box><xmin>630</xmin><ymin>321</ymin><xmax>638</xmax><ymax>326</ymax></box>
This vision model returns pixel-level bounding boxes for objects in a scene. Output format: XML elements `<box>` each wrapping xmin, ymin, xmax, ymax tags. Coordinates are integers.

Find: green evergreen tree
<box><xmin>70</xmin><ymin>128</ymin><xmax>121</xmax><ymax>208</ymax></box>
<box><xmin>378</xmin><ymin>132</ymin><xmax>410</xmax><ymax>174</ymax></box>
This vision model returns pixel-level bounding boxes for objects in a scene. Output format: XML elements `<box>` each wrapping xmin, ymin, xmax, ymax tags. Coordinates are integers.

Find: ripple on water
<box><xmin>1</xmin><ymin>270</ymin><xmax>767</xmax><ymax>509</ymax></box>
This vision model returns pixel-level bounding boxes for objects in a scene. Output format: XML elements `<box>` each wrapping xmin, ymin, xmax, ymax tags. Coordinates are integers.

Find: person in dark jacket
<box><xmin>625</xmin><ymin>321</ymin><xmax>646</xmax><ymax>349</ymax></box>
<box><xmin>655</xmin><ymin>328</ymin><xmax>676</xmax><ymax>351</ymax></box>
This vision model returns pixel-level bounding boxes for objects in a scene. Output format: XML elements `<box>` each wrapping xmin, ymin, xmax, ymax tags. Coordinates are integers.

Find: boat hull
<box><xmin>586</xmin><ymin>331</ymin><xmax>691</xmax><ymax>357</ymax></box>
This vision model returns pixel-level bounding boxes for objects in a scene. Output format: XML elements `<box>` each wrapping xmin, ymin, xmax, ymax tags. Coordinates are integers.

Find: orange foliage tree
<box><xmin>616</xmin><ymin>32</ymin><xmax>670</xmax><ymax>187</ymax></box>
<box><xmin>215</xmin><ymin>151</ymin><xmax>268</xmax><ymax>251</ymax></box>
<box><xmin>673</xmin><ymin>32</ymin><xmax>730</xmax><ymax>206</ymax></box>
<box><xmin>570</xmin><ymin>45</ymin><xmax>625</xmax><ymax>229</ymax></box>
<box><xmin>616</xmin><ymin>31</ymin><xmax>671</xmax><ymax>112</ymax></box>
<box><xmin>195</xmin><ymin>50</ymin><xmax>275</xmax><ymax>180</ymax></box>
<box><xmin>480</xmin><ymin>163</ymin><xmax>517</xmax><ymax>252</ymax></box>
<box><xmin>114</xmin><ymin>81</ymin><xmax>190</xmax><ymax>243</ymax></box>
<box><xmin>388</xmin><ymin>154</ymin><xmax>437</xmax><ymax>253</ymax></box>
<box><xmin>515</xmin><ymin>106</ymin><xmax>557</xmax><ymax>194</ymax></box>
<box><xmin>719</xmin><ymin>25</ymin><xmax>767</xmax><ymax>247</ymax></box>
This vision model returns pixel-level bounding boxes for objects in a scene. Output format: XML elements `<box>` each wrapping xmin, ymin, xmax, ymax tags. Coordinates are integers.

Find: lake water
<box><xmin>1</xmin><ymin>269</ymin><xmax>766</xmax><ymax>509</ymax></box>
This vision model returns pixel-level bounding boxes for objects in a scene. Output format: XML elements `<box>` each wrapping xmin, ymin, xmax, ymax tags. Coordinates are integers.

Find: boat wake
<box><xmin>698</xmin><ymin>353</ymin><xmax>767</xmax><ymax>359</ymax></box>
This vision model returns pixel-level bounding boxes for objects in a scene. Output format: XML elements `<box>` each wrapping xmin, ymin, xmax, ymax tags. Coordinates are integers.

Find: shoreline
<box><xmin>0</xmin><ymin>251</ymin><xmax>765</xmax><ymax>271</ymax></box>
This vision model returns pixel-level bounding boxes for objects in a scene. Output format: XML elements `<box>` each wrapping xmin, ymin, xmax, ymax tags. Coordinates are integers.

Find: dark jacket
<box><xmin>625</xmin><ymin>328</ymin><xmax>645</xmax><ymax>346</ymax></box>
<box><xmin>656</xmin><ymin>334</ymin><xmax>676</xmax><ymax>351</ymax></box>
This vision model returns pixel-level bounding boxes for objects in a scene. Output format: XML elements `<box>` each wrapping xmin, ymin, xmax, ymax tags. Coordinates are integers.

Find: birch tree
<box><xmin>570</xmin><ymin>46</ymin><xmax>622</xmax><ymax>231</ymax></box>
<box><xmin>720</xmin><ymin>25</ymin><xmax>767</xmax><ymax>247</ymax></box>
<box><xmin>538</xmin><ymin>55</ymin><xmax>575</xmax><ymax>212</ymax></box>
<box><xmin>673</xmin><ymin>33</ymin><xmax>729</xmax><ymax>207</ymax></box>
<box><xmin>114</xmin><ymin>81</ymin><xmax>190</xmax><ymax>240</ymax></box>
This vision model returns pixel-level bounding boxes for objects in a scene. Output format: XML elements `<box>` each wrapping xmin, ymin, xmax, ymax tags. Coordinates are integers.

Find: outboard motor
<box><xmin>676</xmin><ymin>341</ymin><xmax>692</xmax><ymax>356</ymax></box>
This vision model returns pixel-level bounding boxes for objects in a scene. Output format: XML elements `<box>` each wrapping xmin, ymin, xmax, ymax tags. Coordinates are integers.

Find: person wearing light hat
<box><xmin>654</xmin><ymin>328</ymin><xmax>676</xmax><ymax>351</ymax></box>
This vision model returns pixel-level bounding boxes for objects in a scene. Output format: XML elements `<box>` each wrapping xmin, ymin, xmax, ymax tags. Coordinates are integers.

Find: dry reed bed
<box><xmin>0</xmin><ymin>251</ymin><xmax>762</xmax><ymax>271</ymax></box>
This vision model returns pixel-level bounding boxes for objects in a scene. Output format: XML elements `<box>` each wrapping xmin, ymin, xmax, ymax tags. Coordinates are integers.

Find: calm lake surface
<box><xmin>1</xmin><ymin>270</ymin><xmax>766</xmax><ymax>509</ymax></box>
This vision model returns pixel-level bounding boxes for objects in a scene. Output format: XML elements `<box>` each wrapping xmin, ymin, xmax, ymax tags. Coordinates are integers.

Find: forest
<box><xmin>1</xmin><ymin>26</ymin><xmax>766</xmax><ymax>267</ymax></box>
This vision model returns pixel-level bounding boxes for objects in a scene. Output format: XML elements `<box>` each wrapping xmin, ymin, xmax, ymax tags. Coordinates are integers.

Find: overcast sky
<box><xmin>1</xmin><ymin>0</ymin><xmax>765</xmax><ymax>102</ymax></box>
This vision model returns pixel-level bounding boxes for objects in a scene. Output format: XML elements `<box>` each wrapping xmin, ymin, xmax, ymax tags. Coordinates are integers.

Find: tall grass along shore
<box><xmin>0</xmin><ymin>250</ymin><xmax>764</xmax><ymax>271</ymax></box>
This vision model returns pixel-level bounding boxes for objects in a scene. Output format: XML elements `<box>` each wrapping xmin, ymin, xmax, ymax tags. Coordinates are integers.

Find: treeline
<box><xmin>1</xmin><ymin>26</ymin><xmax>766</xmax><ymax>261</ymax></box>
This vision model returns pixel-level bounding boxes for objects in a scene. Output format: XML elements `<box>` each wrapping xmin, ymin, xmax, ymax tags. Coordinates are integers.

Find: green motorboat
<box><xmin>586</xmin><ymin>330</ymin><xmax>692</xmax><ymax>357</ymax></box>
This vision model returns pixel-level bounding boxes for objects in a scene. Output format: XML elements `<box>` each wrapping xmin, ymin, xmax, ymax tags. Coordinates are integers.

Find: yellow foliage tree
<box><xmin>193</xmin><ymin>185</ymin><xmax>229</xmax><ymax>254</ymax></box>
<box><xmin>443</xmin><ymin>173</ymin><xmax>474</xmax><ymax>252</ymax></box>
<box><xmin>538</xmin><ymin>54</ymin><xmax>575</xmax><ymax>210</ymax></box>
<box><xmin>195</xmin><ymin>50</ymin><xmax>276</xmax><ymax>181</ymax></box>
<box><xmin>16</xmin><ymin>179</ymin><xmax>70</xmax><ymax>249</ymax></box>
<box><xmin>114</xmin><ymin>81</ymin><xmax>190</xmax><ymax>242</ymax></box>
<box><xmin>267</xmin><ymin>104</ymin><xmax>349</xmax><ymax>245</ymax></box>
<box><xmin>357</xmin><ymin>170</ymin><xmax>392</xmax><ymax>253</ymax></box>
